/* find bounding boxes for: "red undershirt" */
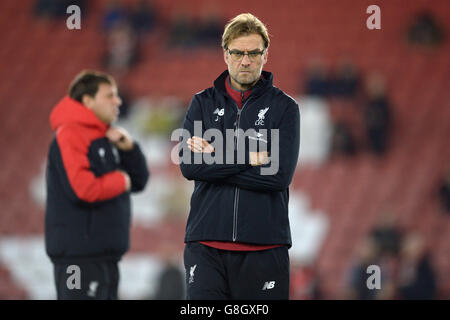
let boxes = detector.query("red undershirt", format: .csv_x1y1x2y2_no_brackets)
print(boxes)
199,76,283,251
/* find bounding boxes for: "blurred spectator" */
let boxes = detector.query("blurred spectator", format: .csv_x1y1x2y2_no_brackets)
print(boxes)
103,22,139,76
397,233,437,299
167,4,223,49
407,11,444,48
113,74,132,120
368,210,403,299
363,73,391,156
370,210,403,257
117,89,131,120
34,0,59,18
290,263,322,300
376,253,399,299
331,122,357,157
304,58,331,97
438,169,450,214
344,237,381,300
102,0,128,33
196,16,222,47
344,236,398,300
332,57,360,98
195,4,223,47
34,0,86,19
151,244,185,300
168,9,197,48
130,0,157,36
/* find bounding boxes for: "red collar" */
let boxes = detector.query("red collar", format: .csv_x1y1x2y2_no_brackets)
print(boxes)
225,75,252,109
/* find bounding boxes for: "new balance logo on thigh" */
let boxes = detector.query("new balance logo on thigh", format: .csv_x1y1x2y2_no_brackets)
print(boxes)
262,281,276,290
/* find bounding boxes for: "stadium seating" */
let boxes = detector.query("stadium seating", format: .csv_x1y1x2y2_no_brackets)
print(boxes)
0,0,448,299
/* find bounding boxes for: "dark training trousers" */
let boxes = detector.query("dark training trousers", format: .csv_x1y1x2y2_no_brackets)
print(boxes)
184,242,290,300
53,261,119,300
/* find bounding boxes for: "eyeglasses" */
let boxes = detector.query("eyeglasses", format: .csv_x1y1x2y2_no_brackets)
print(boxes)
227,48,265,62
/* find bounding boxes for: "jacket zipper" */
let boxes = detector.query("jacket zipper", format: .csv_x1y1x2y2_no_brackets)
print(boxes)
232,92,251,241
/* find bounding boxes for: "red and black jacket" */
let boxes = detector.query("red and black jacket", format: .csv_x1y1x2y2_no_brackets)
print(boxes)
45,97,149,263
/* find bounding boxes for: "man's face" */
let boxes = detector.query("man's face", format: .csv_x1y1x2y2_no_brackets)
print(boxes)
224,33,268,91
84,83,122,125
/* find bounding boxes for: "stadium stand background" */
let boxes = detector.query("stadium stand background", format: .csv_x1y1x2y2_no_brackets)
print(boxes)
0,0,448,299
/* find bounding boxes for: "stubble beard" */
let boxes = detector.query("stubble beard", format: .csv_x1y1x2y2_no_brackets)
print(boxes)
231,71,260,90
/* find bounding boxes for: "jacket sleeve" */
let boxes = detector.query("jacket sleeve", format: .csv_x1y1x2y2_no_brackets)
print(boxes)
179,95,251,182
222,101,300,192
118,142,150,192
56,125,127,203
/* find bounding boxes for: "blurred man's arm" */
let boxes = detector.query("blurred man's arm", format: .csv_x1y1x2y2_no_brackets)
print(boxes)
55,125,129,203
107,127,150,193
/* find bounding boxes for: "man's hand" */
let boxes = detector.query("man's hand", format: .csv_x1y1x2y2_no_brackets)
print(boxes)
250,151,269,166
188,136,268,166
187,136,215,153
106,127,134,151
118,170,131,191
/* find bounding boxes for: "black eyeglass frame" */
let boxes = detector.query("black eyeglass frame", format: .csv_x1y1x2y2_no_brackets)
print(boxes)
226,48,266,61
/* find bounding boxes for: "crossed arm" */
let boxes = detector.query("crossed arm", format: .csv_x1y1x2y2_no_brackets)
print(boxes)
187,136,269,166
179,96,300,192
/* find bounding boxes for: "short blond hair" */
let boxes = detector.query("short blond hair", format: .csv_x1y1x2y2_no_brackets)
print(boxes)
221,13,270,50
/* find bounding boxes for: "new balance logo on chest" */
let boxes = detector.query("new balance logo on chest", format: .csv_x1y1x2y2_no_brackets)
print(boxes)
213,107,224,122
262,281,275,290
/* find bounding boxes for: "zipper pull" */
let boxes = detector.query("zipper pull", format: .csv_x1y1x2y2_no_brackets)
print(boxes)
234,109,241,127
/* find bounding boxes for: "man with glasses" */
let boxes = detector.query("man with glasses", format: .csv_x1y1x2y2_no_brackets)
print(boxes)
180,13,300,299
